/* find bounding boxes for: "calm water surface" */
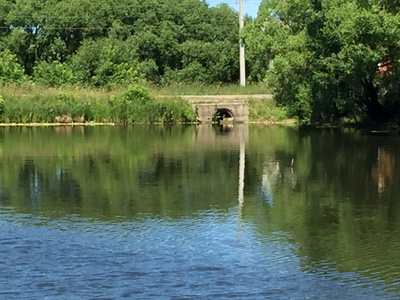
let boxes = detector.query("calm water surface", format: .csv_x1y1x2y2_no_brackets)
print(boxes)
0,125,399,299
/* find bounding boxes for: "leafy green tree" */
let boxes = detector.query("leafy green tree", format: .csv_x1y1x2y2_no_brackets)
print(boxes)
0,0,241,86
130,1,239,84
246,0,400,123
33,60,75,86
0,49,26,83
70,38,139,87
163,40,238,85
0,0,12,38
2,0,56,74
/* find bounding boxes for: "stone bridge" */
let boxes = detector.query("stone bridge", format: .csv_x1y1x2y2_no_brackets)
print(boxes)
180,94,272,123
195,103,249,123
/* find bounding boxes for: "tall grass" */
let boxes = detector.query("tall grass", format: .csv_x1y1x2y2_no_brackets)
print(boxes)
248,99,288,122
0,83,196,124
147,82,271,96
0,82,124,101
0,82,283,124
2,81,272,99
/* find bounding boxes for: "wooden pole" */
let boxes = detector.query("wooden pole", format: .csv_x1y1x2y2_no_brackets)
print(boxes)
239,0,246,87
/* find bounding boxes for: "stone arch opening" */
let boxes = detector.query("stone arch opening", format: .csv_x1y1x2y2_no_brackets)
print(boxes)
213,108,234,123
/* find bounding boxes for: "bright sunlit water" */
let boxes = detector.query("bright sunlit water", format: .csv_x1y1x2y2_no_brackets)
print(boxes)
0,125,399,299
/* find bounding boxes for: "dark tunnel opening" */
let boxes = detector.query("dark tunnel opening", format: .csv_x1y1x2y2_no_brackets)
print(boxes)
213,108,234,123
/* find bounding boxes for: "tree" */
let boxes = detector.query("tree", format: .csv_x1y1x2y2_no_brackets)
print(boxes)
0,0,240,86
246,0,400,124
70,38,139,87
0,49,26,83
33,60,75,86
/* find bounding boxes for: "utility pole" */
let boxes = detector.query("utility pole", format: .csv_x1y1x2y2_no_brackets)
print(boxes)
239,0,246,87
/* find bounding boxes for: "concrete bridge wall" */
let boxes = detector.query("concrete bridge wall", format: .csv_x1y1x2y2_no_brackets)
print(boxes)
195,103,249,123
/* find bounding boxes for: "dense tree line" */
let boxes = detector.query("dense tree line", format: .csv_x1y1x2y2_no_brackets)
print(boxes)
245,0,400,124
3,0,400,124
0,0,240,86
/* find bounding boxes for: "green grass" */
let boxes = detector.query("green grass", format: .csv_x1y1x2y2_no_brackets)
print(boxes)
0,82,124,101
1,81,272,99
0,82,287,124
248,99,288,122
147,82,271,96
0,83,195,124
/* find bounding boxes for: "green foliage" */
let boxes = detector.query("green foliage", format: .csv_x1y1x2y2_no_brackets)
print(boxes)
55,93,92,120
139,59,159,83
0,83,195,124
33,61,76,86
0,0,240,87
0,49,26,83
246,0,400,124
121,84,151,103
149,82,271,96
153,98,196,123
110,84,150,123
70,38,139,87
248,99,287,122
108,85,196,124
0,95,5,117
162,39,239,85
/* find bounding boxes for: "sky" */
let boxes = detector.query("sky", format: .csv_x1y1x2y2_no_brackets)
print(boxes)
207,0,262,18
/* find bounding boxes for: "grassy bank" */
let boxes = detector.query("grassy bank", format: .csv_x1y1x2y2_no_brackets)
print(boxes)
1,83,124,102
0,82,286,124
2,82,272,101
147,82,271,96
0,83,195,124
248,98,288,123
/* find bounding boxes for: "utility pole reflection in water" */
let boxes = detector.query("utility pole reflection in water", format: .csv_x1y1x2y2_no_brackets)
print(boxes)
238,140,245,217
194,124,248,216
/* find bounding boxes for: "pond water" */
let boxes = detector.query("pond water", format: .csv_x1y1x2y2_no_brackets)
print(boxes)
0,124,400,299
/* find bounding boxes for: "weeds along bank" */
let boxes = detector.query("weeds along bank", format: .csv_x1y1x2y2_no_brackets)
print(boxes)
0,84,196,124
0,83,286,124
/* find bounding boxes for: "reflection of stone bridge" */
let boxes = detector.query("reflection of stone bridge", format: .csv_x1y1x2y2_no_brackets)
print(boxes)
180,94,272,123
195,124,248,149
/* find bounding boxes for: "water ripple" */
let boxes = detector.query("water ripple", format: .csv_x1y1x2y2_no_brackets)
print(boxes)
0,210,398,299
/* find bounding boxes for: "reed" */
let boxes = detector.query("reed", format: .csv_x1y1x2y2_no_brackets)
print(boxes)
247,99,288,122
0,82,283,124
147,82,271,96
0,83,196,124
0,82,123,101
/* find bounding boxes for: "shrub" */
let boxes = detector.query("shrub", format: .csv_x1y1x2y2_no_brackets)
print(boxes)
71,39,140,87
0,49,26,83
248,99,287,121
0,95,5,117
153,98,196,123
0,83,195,124
33,61,76,86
